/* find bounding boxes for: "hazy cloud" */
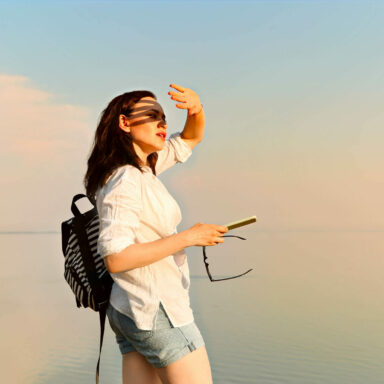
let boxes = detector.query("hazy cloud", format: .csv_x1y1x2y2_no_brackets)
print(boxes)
0,73,382,231
0,74,93,230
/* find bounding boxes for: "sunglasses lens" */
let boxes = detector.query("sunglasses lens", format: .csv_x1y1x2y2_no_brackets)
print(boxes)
203,235,252,282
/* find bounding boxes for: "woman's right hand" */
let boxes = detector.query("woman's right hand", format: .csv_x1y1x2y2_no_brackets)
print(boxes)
184,222,229,247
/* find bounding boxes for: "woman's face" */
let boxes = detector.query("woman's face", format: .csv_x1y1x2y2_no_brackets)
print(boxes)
121,96,168,161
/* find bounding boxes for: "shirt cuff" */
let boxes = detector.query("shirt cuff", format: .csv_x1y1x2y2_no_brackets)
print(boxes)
97,238,135,259
168,132,193,163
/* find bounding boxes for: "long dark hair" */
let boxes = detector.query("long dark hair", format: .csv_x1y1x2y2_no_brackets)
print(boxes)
84,90,158,202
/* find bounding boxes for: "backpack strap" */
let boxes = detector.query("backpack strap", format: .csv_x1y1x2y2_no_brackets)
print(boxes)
71,194,100,290
96,305,107,384
71,193,95,217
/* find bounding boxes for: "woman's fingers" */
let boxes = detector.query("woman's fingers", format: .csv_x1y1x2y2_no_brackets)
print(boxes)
169,92,186,102
168,87,188,107
170,83,186,92
168,91,184,97
216,226,229,234
169,84,202,116
210,238,224,246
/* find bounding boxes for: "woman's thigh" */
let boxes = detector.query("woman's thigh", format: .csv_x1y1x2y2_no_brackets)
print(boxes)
154,345,213,384
122,351,162,384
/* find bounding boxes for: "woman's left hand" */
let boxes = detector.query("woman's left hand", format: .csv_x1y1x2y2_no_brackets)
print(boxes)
168,84,203,116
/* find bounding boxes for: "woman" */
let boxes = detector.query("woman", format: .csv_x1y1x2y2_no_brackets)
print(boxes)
84,84,228,384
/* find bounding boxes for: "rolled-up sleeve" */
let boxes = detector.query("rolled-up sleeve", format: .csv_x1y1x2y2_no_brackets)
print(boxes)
97,167,143,258
155,132,193,175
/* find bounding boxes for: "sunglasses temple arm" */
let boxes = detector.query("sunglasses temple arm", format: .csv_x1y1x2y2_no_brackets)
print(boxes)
210,268,253,282
222,235,247,240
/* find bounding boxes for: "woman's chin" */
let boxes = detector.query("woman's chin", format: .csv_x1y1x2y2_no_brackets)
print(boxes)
154,141,165,151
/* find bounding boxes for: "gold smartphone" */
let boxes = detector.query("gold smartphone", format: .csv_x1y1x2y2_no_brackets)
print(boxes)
225,215,257,230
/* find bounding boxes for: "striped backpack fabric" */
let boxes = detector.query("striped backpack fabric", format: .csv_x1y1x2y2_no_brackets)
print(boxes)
61,193,113,384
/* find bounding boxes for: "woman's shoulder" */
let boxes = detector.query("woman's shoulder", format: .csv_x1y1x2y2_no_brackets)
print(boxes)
96,165,144,209
118,164,143,177
112,164,143,182
102,164,143,191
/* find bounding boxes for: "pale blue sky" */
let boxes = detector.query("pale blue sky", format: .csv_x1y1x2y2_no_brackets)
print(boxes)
1,0,383,231
2,1,383,108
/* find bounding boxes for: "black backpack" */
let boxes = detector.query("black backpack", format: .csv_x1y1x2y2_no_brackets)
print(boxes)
61,193,113,384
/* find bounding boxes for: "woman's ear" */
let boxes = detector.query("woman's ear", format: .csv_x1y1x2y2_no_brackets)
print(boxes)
119,114,130,133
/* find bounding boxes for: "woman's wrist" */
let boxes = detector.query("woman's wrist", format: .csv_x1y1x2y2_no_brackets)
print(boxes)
189,104,203,116
176,229,193,248
195,104,203,115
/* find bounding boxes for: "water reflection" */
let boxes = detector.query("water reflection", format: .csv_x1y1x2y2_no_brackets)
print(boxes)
1,232,383,383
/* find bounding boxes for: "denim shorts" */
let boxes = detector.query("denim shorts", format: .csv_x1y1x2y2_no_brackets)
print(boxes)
106,302,205,368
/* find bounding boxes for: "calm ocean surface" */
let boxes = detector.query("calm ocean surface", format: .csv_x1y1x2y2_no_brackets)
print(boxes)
1,230,383,384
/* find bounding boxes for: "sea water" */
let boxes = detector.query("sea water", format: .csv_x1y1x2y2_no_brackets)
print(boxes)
1,230,383,383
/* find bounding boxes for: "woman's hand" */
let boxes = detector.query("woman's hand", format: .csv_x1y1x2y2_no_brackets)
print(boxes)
168,84,203,116
183,223,229,247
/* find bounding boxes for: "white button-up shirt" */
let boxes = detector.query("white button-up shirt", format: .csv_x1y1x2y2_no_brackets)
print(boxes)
96,132,194,330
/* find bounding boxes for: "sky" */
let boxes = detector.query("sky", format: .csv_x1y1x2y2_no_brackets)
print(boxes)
0,0,383,232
